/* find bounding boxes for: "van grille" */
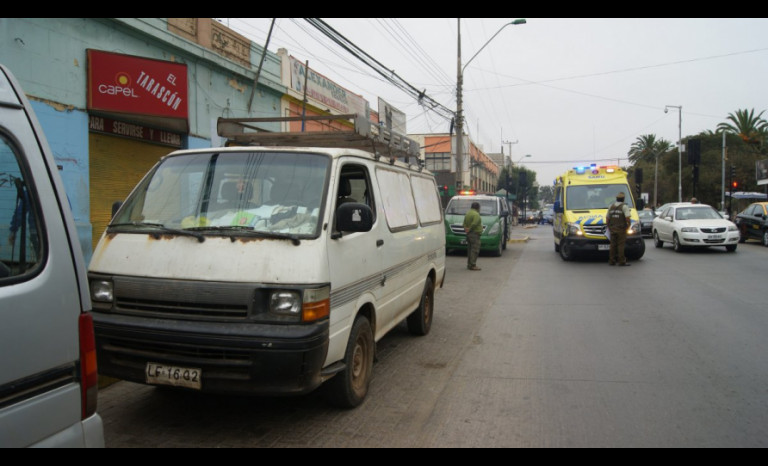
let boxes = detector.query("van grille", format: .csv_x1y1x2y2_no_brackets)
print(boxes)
583,224,607,236
111,276,254,321
449,224,486,235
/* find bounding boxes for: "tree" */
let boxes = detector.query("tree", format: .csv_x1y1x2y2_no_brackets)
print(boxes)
627,134,672,164
628,134,673,207
716,108,768,146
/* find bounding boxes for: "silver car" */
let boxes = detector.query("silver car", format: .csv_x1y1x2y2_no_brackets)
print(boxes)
652,203,739,252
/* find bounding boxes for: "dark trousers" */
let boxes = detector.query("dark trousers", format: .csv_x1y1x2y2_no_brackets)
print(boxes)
609,229,627,264
467,231,480,268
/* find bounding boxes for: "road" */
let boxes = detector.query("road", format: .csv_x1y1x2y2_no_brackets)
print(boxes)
98,225,768,447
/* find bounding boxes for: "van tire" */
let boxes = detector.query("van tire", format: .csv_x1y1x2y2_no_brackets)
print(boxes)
407,277,434,336
324,315,374,409
559,241,574,261
492,238,503,257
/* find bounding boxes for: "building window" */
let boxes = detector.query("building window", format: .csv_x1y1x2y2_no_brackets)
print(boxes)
426,152,451,172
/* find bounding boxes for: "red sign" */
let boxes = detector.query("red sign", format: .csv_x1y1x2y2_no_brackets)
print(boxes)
87,49,188,120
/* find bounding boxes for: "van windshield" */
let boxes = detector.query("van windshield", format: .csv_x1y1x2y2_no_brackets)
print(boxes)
446,198,498,216
566,184,634,210
110,151,329,238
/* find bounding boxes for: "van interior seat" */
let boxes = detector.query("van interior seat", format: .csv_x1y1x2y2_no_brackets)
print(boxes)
337,178,356,206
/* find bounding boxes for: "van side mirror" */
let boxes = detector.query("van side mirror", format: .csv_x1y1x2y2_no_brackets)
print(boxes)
553,201,563,213
334,203,373,237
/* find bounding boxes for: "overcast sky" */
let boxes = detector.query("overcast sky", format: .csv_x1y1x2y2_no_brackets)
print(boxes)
223,18,768,186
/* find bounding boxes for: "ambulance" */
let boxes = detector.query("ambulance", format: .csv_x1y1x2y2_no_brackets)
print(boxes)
552,164,645,261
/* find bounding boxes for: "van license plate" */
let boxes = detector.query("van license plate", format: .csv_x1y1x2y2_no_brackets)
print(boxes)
146,362,201,390
460,239,467,245
598,244,610,251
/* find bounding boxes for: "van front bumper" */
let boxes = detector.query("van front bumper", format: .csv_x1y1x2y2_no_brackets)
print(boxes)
559,235,645,255
93,312,329,396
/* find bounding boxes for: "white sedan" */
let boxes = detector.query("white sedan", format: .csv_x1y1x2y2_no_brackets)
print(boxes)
652,204,739,252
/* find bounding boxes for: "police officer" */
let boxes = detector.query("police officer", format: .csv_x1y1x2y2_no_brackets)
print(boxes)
607,192,631,266
463,201,483,271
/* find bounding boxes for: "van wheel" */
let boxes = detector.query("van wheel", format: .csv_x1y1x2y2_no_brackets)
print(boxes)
559,241,574,261
407,277,434,336
492,238,503,257
324,315,374,409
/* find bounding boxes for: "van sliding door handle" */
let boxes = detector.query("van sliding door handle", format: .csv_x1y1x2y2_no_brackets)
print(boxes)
376,239,384,247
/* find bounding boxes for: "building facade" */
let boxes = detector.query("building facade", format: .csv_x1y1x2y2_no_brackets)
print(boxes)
411,133,500,196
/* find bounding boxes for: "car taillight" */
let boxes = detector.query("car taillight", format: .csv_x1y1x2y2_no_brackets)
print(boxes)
79,312,98,419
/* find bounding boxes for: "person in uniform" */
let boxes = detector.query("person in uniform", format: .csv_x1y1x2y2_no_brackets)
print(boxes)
463,201,483,271
606,192,631,266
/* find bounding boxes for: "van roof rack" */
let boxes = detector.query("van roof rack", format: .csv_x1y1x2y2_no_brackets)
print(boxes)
217,114,422,168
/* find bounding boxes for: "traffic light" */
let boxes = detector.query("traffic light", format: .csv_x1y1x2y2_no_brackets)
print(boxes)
732,180,739,190
441,185,449,196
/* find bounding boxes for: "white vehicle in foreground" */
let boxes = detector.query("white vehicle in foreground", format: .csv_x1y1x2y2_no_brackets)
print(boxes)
88,115,446,408
652,203,739,252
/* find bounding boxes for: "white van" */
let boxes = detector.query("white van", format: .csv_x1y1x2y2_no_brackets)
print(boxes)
88,116,446,408
0,64,104,447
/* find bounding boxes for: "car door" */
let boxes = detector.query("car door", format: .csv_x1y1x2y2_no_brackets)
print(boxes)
656,206,675,241
744,204,762,239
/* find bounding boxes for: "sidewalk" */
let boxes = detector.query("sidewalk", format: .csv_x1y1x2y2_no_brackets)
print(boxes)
507,223,537,243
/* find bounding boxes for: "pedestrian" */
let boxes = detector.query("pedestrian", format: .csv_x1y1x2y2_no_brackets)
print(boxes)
463,201,483,271
689,197,698,204
606,191,631,266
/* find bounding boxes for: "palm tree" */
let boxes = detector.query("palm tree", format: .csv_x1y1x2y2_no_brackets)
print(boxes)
628,134,673,206
716,108,768,145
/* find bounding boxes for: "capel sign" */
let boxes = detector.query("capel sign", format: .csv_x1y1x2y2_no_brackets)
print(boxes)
87,49,188,119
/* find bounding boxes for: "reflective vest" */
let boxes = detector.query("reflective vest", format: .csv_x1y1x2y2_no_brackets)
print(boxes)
607,202,627,230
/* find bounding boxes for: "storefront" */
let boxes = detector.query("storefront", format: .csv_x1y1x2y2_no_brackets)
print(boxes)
86,49,188,251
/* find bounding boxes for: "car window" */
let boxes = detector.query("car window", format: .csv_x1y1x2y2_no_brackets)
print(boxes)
1,133,44,280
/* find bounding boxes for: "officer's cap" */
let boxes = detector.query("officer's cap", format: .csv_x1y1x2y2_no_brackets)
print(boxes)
617,192,625,200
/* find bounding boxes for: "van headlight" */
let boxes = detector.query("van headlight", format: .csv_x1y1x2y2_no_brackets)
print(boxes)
90,280,114,303
566,222,582,236
628,223,641,235
269,291,301,316
487,222,500,236
269,286,330,322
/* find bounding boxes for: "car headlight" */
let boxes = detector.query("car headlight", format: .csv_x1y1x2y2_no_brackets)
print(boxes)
487,222,500,235
681,227,698,232
728,225,738,231
90,280,114,303
628,223,640,235
566,222,582,236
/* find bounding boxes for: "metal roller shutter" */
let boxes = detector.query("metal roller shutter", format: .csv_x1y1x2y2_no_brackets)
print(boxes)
89,133,170,252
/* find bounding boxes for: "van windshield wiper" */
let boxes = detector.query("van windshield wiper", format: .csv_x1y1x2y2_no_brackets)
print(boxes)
108,222,205,242
185,226,302,245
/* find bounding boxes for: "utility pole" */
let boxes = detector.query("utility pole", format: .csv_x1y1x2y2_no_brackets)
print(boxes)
455,19,464,192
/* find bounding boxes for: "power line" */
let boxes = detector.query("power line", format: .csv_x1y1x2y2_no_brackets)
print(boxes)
303,18,456,122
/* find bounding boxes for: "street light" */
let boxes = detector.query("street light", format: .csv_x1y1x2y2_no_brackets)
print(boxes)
456,19,526,190
665,105,682,202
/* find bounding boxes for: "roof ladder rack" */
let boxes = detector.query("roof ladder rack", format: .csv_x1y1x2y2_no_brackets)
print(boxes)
217,114,421,168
